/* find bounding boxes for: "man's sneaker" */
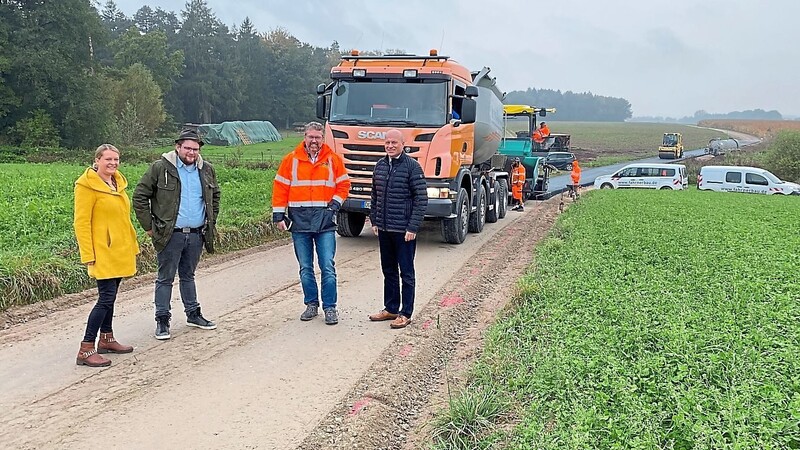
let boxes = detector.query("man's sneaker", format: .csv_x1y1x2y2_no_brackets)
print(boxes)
155,316,171,340
324,307,339,325
186,307,217,330
300,303,319,321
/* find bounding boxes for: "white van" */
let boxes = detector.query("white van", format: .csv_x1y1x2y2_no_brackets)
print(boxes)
594,163,688,190
698,165,800,195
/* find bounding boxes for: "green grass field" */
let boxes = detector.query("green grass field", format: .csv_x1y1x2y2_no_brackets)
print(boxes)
548,122,729,167
0,162,279,310
431,189,800,449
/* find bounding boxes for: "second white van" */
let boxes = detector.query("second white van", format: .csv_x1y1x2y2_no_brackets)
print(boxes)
698,166,800,195
594,163,688,190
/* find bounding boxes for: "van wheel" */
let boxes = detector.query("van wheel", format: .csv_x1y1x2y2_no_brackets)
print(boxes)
601,183,613,189
659,186,672,190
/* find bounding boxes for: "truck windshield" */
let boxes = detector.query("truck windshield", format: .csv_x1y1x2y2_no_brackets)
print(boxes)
330,80,448,127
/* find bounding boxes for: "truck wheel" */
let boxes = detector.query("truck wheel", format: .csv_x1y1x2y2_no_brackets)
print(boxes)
486,181,500,223
498,181,508,219
468,185,486,233
442,188,469,244
336,211,366,237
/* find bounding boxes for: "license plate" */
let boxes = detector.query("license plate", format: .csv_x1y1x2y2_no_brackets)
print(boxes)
361,201,371,209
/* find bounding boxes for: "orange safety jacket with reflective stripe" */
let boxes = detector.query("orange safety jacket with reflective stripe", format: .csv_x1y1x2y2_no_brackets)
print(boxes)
570,163,581,185
511,164,526,200
532,129,544,144
272,142,350,232
540,124,550,137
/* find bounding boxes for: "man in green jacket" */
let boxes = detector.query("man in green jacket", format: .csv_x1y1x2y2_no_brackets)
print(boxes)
133,129,221,340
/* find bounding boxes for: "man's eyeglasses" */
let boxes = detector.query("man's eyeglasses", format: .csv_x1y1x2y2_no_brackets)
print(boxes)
305,135,323,141
181,146,201,153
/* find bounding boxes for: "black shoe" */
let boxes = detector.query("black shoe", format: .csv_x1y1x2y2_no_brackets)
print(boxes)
155,316,171,340
187,307,217,330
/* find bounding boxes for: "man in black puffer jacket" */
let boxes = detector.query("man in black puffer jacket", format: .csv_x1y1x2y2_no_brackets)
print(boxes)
368,129,428,329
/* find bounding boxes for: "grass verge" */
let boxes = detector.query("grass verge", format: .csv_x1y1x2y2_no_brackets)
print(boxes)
430,189,800,449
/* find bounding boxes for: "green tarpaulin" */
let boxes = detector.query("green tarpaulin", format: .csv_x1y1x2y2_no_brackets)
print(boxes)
196,120,282,146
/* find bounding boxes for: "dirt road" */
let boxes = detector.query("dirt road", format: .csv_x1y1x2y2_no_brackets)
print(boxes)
0,196,563,449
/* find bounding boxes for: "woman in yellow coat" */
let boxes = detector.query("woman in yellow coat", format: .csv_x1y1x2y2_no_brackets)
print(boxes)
73,144,140,367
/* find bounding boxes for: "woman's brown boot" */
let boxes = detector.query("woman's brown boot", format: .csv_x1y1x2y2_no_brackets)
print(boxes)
76,341,111,367
97,332,133,354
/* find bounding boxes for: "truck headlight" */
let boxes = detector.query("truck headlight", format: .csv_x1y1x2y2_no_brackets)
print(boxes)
427,187,450,199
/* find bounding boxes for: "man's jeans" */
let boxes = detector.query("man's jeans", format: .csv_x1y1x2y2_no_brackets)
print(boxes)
155,230,203,318
291,231,337,309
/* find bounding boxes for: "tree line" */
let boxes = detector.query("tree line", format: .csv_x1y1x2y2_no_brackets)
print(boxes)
630,109,784,124
0,0,341,149
1,0,639,150
504,88,633,122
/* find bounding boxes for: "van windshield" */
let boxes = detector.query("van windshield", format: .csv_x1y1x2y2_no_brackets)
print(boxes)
762,171,783,184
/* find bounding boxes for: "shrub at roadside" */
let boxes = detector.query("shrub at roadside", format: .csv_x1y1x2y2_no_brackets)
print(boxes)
763,131,800,182
433,189,800,449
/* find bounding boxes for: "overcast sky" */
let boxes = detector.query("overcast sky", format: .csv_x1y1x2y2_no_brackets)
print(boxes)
111,0,800,118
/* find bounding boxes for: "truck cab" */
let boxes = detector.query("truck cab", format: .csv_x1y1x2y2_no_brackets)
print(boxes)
315,50,508,244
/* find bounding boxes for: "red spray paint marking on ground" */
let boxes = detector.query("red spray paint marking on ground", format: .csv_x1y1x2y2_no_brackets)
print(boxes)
422,319,433,330
399,344,413,357
470,268,480,276
439,293,464,307
348,397,371,417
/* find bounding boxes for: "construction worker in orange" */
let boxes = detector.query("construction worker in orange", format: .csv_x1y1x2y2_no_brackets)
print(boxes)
511,157,526,211
532,121,550,149
570,159,582,198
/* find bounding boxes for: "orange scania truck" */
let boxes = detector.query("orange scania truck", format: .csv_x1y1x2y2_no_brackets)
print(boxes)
315,49,509,244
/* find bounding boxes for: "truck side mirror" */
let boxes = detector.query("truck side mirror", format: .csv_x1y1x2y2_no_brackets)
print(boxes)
539,110,547,117
316,83,326,95
460,98,477,124
316,96,328,120
464,85,479,97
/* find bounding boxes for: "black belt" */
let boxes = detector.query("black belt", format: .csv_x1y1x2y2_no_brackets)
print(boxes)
174,227,203,233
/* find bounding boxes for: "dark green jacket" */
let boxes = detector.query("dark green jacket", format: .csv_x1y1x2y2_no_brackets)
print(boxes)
133,151,221,252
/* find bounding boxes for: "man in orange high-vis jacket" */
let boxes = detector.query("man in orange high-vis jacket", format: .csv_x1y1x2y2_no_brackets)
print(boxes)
532,122,550,149
272,122,350,325
570,159,582,198
511,157,526,211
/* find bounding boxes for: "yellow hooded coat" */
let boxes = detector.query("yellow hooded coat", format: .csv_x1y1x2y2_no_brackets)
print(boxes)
73,168,140,280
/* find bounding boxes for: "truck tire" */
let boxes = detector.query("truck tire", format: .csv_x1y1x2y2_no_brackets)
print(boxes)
442,188,469,244
498,181,508,219
486,181,501,223
468,185,486,233
336,210,366,237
